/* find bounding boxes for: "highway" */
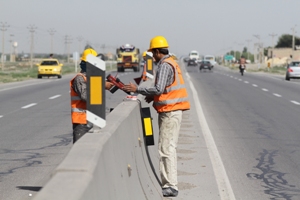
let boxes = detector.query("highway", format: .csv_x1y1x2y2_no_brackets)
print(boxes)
185,63,300,199
1,62,300,199
0,71,134,200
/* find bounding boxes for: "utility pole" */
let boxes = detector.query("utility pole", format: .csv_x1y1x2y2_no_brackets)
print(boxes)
77,36,83,51
64,35,72,63
246,39,252,60
48,28,56,54
269,33,277,68
253,35,261,65
28,25,37,68
291,25,297,61
1,22,10,70
237,43,244,59
9,34,14,62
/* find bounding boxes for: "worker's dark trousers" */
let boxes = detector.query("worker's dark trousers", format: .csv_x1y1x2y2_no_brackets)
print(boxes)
72,122,93,143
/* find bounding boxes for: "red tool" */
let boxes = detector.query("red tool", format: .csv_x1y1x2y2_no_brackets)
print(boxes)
106,74,130,94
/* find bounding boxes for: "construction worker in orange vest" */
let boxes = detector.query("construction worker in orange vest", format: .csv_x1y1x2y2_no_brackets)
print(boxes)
141,51,148,81
70,48,113,143
123,36,190,197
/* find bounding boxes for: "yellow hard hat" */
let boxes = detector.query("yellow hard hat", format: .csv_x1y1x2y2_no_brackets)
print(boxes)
148,36,169,51
81,48,98,61
143,51,147,57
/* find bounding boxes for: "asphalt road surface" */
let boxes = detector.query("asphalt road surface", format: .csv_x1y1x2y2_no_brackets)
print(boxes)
185,63,300,200
0,70,136,200
2,61,300,200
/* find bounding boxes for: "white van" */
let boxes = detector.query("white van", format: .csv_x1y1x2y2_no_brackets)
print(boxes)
189,50,200,60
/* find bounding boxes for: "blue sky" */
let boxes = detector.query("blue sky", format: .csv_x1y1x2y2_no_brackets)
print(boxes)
0,0,299,57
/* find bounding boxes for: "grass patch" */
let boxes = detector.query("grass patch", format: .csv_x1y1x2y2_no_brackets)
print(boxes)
0,62,117,84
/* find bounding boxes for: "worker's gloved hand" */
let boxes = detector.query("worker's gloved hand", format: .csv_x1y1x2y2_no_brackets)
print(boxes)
145,96,154,103
105,81,114,90
123,82,137,93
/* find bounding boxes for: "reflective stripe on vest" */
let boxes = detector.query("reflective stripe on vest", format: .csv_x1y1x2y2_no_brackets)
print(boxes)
70,73,87,124
153,57,190,113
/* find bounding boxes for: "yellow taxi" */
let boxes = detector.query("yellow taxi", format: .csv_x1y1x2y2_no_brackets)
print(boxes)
36,59,63,79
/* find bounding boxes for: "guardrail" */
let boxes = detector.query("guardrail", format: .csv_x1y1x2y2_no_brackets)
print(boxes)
33,81,163,200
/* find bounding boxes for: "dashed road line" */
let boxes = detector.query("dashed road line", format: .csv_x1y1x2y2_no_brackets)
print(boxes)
0,115,3,118
273,93,282,97
262,88,268,92
49,95,61,99
252,84,258,87
22,103,37,109
244,81,249,84
291,101,300,105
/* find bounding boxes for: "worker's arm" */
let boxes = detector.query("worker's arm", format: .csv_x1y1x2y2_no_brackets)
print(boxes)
137,63,173,95
73,75,87,101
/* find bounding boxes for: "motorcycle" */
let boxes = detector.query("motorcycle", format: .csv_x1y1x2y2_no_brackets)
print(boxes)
240,65,246,76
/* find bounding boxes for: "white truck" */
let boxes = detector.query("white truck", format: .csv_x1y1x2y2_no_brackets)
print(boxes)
189,50,200,60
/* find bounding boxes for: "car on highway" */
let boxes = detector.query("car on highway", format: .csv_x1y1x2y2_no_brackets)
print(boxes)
286,61,300,81
36,59,63,79
199,61,212,71
187,58,198,67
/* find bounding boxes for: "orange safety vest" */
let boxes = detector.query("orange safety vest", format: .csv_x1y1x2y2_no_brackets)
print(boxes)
70,73,87,124
153,57,190,113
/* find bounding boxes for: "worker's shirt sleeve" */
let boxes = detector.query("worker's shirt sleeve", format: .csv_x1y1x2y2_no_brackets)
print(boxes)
137,62,174,95
73,75,87,101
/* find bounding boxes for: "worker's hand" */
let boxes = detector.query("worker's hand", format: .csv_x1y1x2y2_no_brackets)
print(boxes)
105,81,114,90
145,96,154,103
123,82,137,93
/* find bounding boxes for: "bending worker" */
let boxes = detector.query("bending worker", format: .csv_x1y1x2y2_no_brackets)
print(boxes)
123,36,190,197
70,48,113,143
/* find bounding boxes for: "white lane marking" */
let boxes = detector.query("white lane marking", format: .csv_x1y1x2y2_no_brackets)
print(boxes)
262,88,268,92
244,81,249,84
0,115,3,118
238,79,242,81
252,84,258,87
0,81,52,92
291,101,300,105
273,93,282,97
22,103,37,109
185,72,236,200
49,95,61,99
230,76,233,78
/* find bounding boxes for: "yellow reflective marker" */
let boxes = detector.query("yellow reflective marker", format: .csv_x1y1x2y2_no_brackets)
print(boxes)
90,76,102,104
143,117,153,136
147,59,152,70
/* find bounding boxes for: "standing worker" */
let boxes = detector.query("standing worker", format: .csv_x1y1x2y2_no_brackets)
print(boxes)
70,48,113,143
123,36,190,197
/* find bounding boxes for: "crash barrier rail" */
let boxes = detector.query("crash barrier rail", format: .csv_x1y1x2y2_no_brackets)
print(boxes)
33,80,163,200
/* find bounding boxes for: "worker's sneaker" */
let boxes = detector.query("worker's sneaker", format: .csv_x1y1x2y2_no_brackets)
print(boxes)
162,187,178,197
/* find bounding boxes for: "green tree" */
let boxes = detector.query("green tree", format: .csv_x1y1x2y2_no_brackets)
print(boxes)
275,34,300,48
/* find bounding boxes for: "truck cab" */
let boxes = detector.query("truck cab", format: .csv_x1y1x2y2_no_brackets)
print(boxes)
116,44,140,72
189,50,200,61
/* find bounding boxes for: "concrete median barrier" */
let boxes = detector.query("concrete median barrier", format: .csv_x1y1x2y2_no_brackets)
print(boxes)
34,81,162,200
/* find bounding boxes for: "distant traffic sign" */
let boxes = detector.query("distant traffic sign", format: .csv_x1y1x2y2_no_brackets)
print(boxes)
224,55,234,60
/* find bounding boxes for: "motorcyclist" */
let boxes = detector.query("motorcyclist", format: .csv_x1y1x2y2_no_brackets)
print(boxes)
239,56,246,76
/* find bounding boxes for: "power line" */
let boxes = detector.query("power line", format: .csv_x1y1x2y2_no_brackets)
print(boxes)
1,22,10,70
